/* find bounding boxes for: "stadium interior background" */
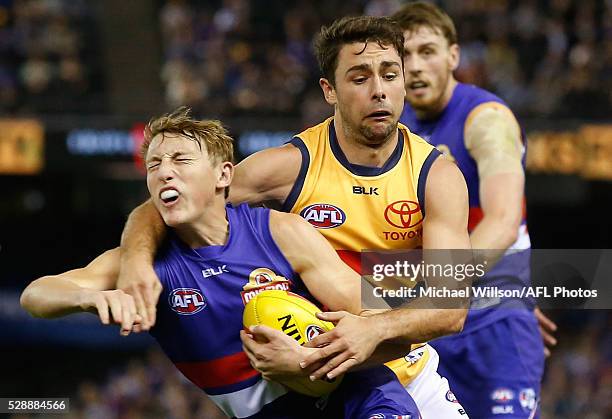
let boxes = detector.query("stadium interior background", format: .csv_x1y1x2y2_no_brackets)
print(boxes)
0,0,610,417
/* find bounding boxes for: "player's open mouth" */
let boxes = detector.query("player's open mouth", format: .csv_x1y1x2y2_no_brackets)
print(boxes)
409,81,428,92
367,110,392,119
160,188,180,206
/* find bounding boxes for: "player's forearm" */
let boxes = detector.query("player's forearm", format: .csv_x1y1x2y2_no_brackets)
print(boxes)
470,214,519,268
120,199,166,264
20,276,91,318
375,307,467,345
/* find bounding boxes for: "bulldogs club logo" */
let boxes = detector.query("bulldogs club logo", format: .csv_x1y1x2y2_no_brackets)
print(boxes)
241,268,291,304
384,200,423,229
519,388,536,412
169,288,207,315
300,204,346,229
305,325,325,342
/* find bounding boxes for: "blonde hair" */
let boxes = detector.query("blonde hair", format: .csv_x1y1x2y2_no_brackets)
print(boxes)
142,106,234,164
391,1,458,46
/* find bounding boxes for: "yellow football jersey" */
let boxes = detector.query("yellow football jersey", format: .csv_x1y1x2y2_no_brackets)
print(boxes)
284,117,441,385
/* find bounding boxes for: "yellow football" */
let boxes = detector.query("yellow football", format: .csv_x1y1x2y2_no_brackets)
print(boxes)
243,289,343,397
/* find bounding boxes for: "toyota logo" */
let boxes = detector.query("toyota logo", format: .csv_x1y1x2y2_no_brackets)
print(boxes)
384,200,423,229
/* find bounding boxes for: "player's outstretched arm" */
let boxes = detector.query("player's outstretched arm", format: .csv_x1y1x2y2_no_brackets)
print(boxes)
20,249,141,335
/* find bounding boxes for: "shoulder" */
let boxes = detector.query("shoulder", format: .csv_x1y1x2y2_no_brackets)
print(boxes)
268,210,311,238
294,117,333,142
426,158,467,203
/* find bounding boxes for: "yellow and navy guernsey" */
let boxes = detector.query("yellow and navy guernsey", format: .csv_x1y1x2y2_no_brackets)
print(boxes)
282,117,441,385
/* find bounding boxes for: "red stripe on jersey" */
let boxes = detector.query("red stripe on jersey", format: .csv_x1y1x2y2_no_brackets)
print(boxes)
337,249,361,274
468,207,484,231
468,200,527,232
175,351,259,389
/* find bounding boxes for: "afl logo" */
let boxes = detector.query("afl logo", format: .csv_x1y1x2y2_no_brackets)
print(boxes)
305,325,325,341
300,204,346,229
384,200,423,229
169,288,207,315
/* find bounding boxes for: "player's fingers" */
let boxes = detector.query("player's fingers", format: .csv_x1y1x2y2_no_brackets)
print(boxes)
240,330,262,357
120,293,137,335
540,328,557,346
142,282,162,328
107,293,123,325
535,307,557,332
315,311,347,323
303,330,334,349
249,325,287,342
132,290,150,330
300,341,341,369
326,357,358,380
309,351,351,381
544,347,551,358
95,297,110,325
132,324,143,333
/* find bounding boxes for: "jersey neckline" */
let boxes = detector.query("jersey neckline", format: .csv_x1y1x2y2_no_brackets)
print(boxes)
328,119,404,177
175,203,236,261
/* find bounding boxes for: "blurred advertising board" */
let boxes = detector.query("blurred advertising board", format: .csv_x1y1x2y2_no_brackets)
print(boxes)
0,119,44,175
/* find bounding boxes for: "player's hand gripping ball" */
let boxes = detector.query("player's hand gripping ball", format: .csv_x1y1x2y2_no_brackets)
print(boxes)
243,290,343,396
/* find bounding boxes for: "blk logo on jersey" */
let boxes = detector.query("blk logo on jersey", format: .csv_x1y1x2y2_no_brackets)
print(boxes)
353,186,379,195
300,204,346,229
202,265,229,278
169,288,207,315
384,200,423,229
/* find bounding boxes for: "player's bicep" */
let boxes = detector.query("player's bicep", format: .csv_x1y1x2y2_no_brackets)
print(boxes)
269,212,360,313
465,103,523,180
61,248,121,291
229,144,302,206
422,158,470,249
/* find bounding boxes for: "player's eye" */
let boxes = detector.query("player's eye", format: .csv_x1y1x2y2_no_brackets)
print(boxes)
384,72,398,80
147,163,160,171
353,76,367,84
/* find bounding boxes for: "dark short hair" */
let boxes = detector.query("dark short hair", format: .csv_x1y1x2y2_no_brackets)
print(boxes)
391,1,458,46
313,15,405,86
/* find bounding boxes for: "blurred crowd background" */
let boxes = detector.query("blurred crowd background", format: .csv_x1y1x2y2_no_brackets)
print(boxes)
1,0,611,121
0,0,611,418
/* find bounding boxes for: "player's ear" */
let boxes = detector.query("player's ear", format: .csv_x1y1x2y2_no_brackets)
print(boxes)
448,43,460,72
319,78,337,105
216,161,233,189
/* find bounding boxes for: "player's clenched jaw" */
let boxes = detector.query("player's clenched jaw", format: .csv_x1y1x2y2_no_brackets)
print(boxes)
145,133,225,228
322,42,405,148
403,26,459,118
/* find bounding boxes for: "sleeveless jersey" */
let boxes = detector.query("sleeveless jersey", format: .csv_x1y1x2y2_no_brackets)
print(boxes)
283,117,441,385
149,204,313,418
400,82,533,331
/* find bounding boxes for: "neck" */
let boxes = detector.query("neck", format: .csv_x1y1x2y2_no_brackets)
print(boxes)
415,77,458,120
333,116,399,167
174,199,229,248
